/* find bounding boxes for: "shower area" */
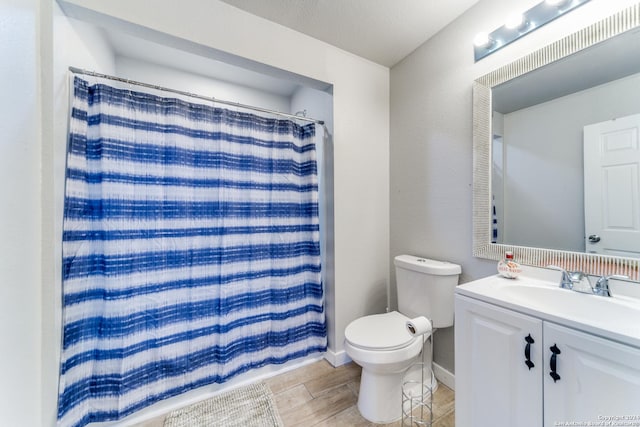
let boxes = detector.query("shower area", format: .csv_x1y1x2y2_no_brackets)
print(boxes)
52,5,335,427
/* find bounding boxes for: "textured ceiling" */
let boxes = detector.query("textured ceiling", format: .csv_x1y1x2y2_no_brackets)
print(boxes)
219,0,480,67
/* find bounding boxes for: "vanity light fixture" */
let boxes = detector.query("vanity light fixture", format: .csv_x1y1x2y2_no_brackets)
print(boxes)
546,0,570,6
473,32,493,48
505,13,527,31
473,0,591,61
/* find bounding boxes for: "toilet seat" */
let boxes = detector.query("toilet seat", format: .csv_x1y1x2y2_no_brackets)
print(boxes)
345,311,417,351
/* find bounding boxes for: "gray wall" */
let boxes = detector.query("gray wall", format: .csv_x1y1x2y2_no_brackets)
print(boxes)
389,0,637,374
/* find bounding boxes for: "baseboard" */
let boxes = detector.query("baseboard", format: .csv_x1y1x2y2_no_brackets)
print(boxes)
433,362,454,390
324,348,352,367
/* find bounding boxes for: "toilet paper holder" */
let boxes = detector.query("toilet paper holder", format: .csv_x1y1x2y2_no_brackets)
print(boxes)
402,317,434,427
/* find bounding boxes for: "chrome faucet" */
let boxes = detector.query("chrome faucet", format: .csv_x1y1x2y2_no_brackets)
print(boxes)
592,274,628,297
547,265,584,290
547,265,628,297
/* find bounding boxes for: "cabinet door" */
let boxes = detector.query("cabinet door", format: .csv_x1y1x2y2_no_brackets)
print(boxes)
455,295,543,427
544,322,640,426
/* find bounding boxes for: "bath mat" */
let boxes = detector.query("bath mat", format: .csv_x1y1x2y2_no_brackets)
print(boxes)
163,382,284,427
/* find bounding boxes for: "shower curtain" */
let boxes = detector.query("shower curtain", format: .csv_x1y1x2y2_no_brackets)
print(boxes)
57,77,326,427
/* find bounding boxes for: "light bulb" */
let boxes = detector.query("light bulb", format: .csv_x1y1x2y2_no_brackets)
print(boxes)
505,13,526,30
473,32,492,48
546,0,569,6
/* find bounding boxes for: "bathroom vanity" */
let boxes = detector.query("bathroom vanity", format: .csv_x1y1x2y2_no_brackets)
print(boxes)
454,272,640,427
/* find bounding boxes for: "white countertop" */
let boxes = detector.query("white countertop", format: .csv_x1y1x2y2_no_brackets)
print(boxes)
456,271,640,349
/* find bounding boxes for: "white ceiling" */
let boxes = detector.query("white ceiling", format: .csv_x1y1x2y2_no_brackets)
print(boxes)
219,0,480,67
101,0,480,99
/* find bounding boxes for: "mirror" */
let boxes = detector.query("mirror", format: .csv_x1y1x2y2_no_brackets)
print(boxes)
473,4,640,280
492,28,640,254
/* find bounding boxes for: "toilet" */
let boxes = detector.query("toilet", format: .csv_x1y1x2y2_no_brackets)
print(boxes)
344,255,461,423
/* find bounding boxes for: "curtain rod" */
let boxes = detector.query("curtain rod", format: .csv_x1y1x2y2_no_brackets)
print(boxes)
69,66,325,126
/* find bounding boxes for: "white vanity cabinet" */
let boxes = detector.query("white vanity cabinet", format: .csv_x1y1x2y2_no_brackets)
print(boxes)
543,322,640,425
455,294,640,427
455,295,542,427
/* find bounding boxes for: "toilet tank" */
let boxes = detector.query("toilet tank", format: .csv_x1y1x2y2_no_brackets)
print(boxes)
394,255,461,328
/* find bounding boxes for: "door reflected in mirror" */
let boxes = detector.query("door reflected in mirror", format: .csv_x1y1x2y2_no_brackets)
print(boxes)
583,114,640,258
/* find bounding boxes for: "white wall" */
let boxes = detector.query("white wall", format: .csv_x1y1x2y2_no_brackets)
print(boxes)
291,86,334,136
502,73,640,251
0,0,42,425
115,56,293,113
390,0,639,374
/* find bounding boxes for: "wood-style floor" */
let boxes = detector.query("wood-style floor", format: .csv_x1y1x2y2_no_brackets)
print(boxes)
134,360,455,426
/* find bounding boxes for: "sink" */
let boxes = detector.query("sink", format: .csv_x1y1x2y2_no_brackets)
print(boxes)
500,283,640,323
456,274,640,348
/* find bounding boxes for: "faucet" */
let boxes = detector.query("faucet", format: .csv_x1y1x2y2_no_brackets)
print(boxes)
592,274,628,297
547,266,628,297
546,265,584,290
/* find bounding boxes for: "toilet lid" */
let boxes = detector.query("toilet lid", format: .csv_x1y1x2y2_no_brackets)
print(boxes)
345,311,416,351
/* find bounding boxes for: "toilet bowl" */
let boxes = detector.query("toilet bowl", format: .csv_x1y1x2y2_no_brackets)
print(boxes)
344,311,428,423
344,255,461,423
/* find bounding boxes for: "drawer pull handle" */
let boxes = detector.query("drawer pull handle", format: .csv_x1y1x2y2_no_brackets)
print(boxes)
524,334,535,370
549,344,561,382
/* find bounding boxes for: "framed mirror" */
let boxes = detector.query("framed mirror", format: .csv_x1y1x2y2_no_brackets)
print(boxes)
473,3,640,280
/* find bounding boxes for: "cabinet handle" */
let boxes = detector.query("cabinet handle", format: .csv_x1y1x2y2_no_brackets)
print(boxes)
524,334,535,370
549,344,561,382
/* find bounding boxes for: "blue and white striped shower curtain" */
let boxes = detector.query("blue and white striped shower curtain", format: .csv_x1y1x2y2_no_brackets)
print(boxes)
57,77,327,427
